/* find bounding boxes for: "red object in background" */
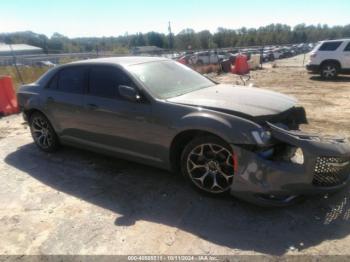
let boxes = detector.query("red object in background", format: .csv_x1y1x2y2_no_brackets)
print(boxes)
0,76,19,116
231,54,250,75
178,56,187,65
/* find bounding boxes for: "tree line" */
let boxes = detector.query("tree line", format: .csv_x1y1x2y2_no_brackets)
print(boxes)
1,23,350,54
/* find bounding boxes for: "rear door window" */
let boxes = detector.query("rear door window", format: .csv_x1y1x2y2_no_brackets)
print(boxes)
88,66,135,99
57,66,87,94
344,42,350,51
319,41,342,51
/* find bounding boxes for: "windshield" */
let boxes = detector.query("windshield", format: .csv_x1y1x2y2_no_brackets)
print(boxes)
128,60,215,99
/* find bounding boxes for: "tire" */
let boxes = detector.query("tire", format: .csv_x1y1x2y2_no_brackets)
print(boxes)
320,62,339,80
181,136,236,195
29,112,60,152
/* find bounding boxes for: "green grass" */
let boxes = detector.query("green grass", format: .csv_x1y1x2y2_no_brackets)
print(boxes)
0,66,50,90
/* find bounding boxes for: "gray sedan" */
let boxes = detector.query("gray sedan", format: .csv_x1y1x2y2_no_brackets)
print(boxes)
17,57,350,206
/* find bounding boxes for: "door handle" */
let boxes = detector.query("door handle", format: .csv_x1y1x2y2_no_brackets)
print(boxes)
47,97,54,102
87,103,98,110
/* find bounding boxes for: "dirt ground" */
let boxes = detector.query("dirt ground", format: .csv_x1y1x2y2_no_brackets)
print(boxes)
1,55,350,256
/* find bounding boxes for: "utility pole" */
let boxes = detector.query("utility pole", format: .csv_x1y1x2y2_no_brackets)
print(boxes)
168,21,174,50
96,45,99,58
8,43,24,84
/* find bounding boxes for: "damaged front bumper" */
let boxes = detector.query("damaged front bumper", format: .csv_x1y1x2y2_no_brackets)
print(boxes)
230,123,350,206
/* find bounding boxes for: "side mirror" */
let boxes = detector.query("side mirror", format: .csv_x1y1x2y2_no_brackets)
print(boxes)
118,85,140,102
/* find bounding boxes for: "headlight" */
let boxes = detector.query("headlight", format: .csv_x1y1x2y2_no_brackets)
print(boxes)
251,130,271,145
290,148,304,164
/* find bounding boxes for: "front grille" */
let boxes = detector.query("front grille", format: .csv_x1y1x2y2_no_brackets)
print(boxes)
313,157,350,187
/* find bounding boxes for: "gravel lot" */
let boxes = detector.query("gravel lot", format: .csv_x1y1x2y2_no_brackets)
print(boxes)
1,55,350,256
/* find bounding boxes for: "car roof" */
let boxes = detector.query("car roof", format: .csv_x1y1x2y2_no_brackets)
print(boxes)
70,56,169,66
320,38,350,43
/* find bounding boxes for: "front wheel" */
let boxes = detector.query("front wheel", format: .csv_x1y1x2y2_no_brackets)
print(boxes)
181,136,236,195
29,112,60,152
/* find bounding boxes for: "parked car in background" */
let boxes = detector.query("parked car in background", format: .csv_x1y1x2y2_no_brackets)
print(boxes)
191,51,226,65
281,48,294,58
17,57,350,206
272,48,284,59
34,61,56,67
177,54,194,65
262,51,275,62
162,52,180,59
306,39,350,79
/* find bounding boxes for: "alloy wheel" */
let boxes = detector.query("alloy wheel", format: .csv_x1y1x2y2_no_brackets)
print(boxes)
322,65,336,78
30,116,54,149
186,143,235,193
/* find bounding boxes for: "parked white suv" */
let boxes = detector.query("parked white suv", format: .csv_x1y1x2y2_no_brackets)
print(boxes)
306,39,350,79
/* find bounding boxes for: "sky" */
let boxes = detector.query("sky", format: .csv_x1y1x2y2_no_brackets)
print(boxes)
1,0,350,38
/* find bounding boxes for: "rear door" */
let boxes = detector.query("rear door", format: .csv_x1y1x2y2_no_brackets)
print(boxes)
342,42,350,69
42,65,87,137
79,65,159,162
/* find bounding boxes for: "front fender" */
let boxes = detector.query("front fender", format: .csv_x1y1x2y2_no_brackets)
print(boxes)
178,111,262,144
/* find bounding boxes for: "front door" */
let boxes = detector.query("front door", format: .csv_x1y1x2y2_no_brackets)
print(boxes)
80,65,160,163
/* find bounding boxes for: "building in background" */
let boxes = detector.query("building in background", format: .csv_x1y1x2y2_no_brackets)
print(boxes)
0,43,44,66
0,43,43,56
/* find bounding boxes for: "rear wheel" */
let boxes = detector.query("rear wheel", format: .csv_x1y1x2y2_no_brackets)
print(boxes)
29,112,59,152
320,62,339,80
181,136,236,195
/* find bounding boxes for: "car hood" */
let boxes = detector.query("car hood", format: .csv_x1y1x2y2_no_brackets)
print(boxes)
167,84,298,117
